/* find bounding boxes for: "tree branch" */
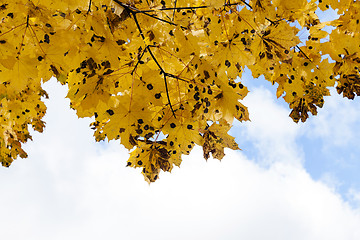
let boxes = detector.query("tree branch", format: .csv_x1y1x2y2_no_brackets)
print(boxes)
113,0,180,28
139,2,242,12
127,9,177,118
113,0,243,30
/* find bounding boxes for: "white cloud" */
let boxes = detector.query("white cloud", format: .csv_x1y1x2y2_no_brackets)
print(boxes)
305,89,360,147
236,86,303,166
1,82,360,240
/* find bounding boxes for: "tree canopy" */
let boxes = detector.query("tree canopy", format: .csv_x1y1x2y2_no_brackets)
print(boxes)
1,0,359,182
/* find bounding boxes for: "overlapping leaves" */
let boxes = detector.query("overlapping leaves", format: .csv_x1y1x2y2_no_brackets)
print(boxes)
1,0,359,182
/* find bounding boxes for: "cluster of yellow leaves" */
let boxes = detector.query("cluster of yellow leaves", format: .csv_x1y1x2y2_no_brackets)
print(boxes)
1,0,360,182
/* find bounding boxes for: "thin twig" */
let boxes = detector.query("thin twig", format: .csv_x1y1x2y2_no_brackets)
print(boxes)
295,46,320,70
131,48,147,75
165,73,189,83
114,0,179,27
17,16,30,59
87,0,92,13
146,48,177,118
140,2,241,12
240,0,252,9
172,0,177,21
163,74,177,118
128,9,177,118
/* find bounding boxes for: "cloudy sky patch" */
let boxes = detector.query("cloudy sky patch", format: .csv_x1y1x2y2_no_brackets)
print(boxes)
2,80,360,239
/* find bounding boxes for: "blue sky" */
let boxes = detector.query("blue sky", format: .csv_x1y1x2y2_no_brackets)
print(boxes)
237,69,360,207
238,67,360,204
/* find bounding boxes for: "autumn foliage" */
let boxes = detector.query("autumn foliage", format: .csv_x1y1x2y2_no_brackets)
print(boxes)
1,0,359,182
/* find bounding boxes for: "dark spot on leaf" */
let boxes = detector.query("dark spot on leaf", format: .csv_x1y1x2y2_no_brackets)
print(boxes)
225,60,231,67
266,52,273,59
241,37,247,45
106,109,114,116
194,92,200,101
229,82,236,88
145,132,153,139
116,39,126,45
44,34,50,44
103,69,114,75
215,92,223,99
204,70,210,79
